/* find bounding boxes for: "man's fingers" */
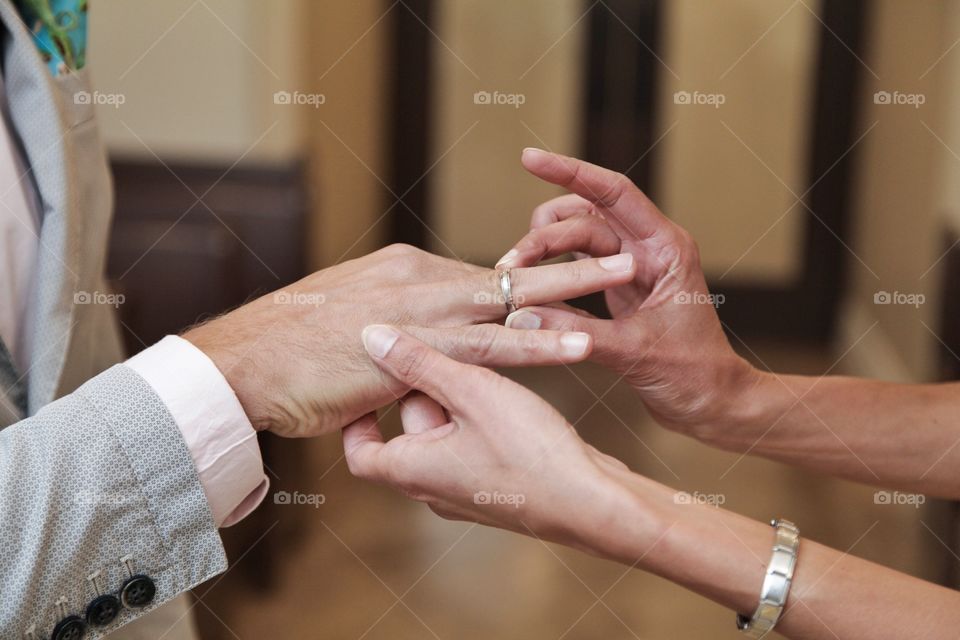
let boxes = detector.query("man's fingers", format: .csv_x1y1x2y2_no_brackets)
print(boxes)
399,391,448,434
468,253,636,320
504,306,640,364
342,412,386,480
498,213,621,269
405,323,592,366
521,148,665,241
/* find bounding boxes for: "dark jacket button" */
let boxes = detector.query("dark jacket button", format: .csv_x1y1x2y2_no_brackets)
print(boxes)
51,614,86,640
120,575,156,609
85,593,121,626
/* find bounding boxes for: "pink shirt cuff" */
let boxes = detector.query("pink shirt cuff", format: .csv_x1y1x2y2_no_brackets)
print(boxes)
124,335,269,527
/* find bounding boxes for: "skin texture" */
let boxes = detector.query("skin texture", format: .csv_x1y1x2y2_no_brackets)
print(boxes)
184,242,637,437
345,149,960,638
503,149,960,498
345,325,960,640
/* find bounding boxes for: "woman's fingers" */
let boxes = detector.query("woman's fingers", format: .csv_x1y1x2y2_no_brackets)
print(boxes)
399,391,448,434
406,323,592,366
342,412,386,480
497,213,622,269
504,305,643,365
466,253,636,321
529,193,595,229
361,325,481,410
520,148,665,241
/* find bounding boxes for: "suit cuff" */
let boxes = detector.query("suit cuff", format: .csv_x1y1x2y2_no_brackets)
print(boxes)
125,335,268,527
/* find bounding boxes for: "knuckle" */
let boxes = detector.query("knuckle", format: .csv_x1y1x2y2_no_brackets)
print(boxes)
466,324,499,361
674,228,701,269
564,261,586,284
597,174,630,207
381,243,427,277
344,448,371,479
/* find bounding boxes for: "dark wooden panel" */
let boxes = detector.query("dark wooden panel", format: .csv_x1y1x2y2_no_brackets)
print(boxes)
387,0,434,247
107,158,310,593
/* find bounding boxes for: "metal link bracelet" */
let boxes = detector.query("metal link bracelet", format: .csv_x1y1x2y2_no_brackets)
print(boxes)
736,518,800,638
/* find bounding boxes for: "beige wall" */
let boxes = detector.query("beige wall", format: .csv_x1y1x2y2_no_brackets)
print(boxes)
303,1,389,268
656,0,817,285
90,0,308,163
840,0,950,381
89,1,389,270
428,0,585,265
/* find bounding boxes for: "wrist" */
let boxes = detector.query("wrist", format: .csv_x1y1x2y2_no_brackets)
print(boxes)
685,359,771,449
182,320,276,432
561,464,675,564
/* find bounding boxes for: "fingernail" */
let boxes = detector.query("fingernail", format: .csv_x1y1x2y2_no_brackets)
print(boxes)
496,249,518,268
505,309,541,330
362,325,399,358
522,147,547,160
599,253,634,272
560,332,590,357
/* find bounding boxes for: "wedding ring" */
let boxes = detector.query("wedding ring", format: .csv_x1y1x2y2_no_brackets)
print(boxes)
498,269,517,314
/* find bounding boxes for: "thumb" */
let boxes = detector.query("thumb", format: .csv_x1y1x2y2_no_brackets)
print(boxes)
362,324,479,410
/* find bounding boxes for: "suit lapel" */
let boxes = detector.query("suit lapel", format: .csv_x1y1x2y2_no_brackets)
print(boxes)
0,336,25,424
0,0,81,412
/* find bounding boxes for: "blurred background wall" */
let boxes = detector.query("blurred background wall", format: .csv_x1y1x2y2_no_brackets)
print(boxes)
83,1,960,637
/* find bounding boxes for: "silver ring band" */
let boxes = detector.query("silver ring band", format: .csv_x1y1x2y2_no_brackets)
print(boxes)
498,269,517,314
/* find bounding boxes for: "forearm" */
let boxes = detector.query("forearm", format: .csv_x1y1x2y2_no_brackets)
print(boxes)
694,372,960,498
578,469,960,640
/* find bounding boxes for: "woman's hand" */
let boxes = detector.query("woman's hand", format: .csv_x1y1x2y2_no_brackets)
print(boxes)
343,327,960,640
185,243,636,437
342,325,635,547
498,149,758,434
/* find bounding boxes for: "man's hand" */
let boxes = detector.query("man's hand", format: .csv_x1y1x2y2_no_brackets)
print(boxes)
342,325,632,546
184,243,637,437
498,149,758,434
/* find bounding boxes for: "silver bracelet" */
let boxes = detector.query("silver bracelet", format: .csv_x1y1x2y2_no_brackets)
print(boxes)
736,518,800,638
